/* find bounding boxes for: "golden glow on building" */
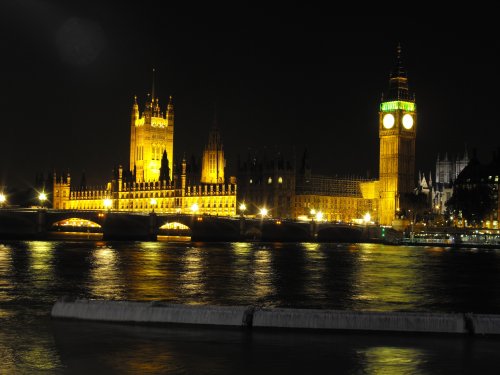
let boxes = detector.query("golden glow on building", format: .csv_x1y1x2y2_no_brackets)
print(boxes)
201,121,225,184
294,194,377,223
53,87,237,217
130,95,174,183
378,45,417,226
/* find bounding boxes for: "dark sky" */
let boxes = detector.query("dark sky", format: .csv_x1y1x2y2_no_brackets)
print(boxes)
1,2,499,188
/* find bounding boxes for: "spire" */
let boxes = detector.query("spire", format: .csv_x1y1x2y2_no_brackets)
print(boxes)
132,95,139,113
384,43,412,102
151,68,156,102
167,95,174,112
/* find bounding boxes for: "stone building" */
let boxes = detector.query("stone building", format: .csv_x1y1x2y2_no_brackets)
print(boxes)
53,90,236,216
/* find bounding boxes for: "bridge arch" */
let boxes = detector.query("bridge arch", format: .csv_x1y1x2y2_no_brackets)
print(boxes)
51,217,102,229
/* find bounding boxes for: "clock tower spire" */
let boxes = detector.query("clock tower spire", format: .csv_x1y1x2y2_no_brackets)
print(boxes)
378,44,417,226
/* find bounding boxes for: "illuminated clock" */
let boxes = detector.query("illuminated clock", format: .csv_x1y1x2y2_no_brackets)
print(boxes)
402,114,414,129
382,113,395,129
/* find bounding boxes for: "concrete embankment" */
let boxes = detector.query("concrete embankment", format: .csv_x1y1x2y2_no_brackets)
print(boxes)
51,299,500,335
51,299,254,327
252,308,466,333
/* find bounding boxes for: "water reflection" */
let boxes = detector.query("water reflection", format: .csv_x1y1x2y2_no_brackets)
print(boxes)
27,241,55,290
253,247,275,305
359,346,425,375
302,243,325,302
103,345,177,374
89,245,125,299
0,244,13,308
180,247,204,302
352,244,426,312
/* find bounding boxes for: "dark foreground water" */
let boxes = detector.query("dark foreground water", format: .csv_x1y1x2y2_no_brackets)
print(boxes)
1,240,500,373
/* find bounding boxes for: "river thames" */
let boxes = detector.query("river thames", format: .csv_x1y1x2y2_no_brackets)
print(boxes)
1,240,500,373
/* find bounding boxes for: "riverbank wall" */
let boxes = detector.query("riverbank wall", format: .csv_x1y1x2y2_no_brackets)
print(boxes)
51,299,500,335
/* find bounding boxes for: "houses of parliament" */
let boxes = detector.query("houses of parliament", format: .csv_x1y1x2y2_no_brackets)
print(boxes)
52,47,417,227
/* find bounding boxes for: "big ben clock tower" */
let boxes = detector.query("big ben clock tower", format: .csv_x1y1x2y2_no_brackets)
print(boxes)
379,44,417,226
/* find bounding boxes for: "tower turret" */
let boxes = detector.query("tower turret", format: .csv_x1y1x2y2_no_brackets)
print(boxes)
165,95,174,182
129,73,174,182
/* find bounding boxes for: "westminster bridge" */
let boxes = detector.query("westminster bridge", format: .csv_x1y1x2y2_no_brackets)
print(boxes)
0,208,399,242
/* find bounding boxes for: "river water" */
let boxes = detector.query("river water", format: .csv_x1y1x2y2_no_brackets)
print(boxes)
1,240,500,373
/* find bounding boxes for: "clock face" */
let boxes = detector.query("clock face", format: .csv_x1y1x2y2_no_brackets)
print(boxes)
402,114,414,129
382,113,395,129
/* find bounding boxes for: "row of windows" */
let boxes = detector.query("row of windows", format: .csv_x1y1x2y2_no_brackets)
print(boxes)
249,177,284,184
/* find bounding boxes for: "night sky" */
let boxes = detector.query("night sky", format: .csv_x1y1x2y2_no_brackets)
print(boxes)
1,2,499,189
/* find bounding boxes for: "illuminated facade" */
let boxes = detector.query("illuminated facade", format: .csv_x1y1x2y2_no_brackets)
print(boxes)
378,45,417,225
201,120,225,184
130,94,174,182
294,174,377,222
53,89,236,215
237,150,377,222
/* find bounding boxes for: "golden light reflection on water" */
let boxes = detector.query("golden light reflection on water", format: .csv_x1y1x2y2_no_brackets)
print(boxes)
89,246,125,300
359,346,425,375
302,243,326,297
27,241,54,290
17,344,63,372
302,243,320,251
125,242,175,301
352,244,424,312
180,247,203,301
105,346,177,374
0,244,13,307
231,242,252,270
253,248,275,302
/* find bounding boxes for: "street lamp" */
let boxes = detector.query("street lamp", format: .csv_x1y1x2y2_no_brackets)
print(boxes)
0,193,6,207
39,192,47,208
239,203,247,216
190,203,199,214
103,198,112,211
259,207,268,218
150,198,157,212
363,212,371,224
315,211,324,222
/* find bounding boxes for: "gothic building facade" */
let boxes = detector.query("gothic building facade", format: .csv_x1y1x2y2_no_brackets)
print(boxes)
52,46,421,228
236,149,377,222
431,149,469,214
377,44,417,225
53,92,236,216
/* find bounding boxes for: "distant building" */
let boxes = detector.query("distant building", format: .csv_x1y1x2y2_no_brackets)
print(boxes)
53,89,236,216
430,149,469,214
237,149,296,219
446,150,500,228
52,46,423,229
237,149,377,222
201,117,226,184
